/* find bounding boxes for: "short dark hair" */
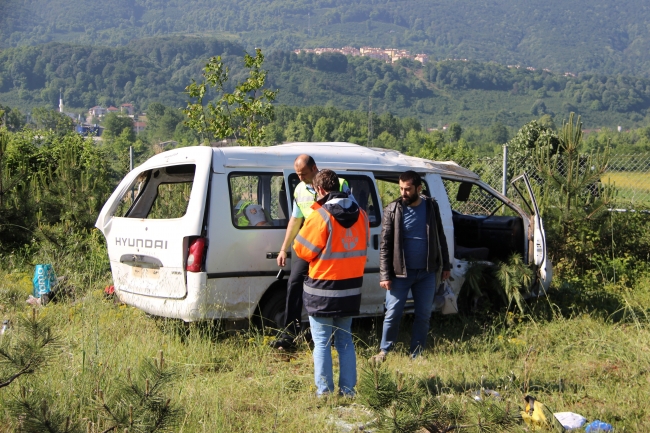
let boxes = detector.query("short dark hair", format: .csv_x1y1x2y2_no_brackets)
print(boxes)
399,170,422,187
313,169,339,193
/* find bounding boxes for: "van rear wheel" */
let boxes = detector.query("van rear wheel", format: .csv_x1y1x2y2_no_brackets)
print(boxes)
257,288,287,332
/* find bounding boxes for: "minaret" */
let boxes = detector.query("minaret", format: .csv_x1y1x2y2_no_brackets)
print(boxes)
59,89,64,113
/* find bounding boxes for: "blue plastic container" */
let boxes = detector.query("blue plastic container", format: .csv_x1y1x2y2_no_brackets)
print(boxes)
32,264,57,299
585,420,613,432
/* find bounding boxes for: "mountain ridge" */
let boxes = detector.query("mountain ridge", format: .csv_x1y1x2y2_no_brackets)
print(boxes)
2,0,650,77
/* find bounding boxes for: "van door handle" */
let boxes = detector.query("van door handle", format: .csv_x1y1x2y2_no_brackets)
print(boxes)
373,235,379,250
266,252,292,259
120,254,163,269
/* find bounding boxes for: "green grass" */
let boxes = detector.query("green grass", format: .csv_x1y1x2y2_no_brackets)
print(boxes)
1,272,649,432
604,172,650,205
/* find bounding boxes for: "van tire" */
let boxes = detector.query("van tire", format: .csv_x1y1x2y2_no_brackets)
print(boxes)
257,287,287,332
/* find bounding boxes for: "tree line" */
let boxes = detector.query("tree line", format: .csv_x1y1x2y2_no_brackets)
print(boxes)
3,39,650,130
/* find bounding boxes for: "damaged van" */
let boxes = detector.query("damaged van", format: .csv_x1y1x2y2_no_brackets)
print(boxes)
95,143,551,325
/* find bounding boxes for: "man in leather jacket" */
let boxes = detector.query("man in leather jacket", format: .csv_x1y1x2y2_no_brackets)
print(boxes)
373,170,451,361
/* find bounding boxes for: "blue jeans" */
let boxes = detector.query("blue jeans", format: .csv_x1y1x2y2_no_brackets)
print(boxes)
308,316,356,396
380,269,437,356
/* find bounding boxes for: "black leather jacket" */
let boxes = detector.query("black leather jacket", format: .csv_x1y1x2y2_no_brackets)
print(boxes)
379,196,451,281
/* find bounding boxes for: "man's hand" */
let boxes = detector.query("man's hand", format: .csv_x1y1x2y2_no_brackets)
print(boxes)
441,270,451,281
380,280,392,290
277,251,287,267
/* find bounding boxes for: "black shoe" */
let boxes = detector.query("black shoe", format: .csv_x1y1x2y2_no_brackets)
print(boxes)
269,335,297,351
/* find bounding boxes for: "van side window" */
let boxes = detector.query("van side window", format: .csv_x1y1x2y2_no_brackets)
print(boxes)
442,179,513,216
229,173,288,229
375,178,429,206
112,164,195,219
288,173,382,227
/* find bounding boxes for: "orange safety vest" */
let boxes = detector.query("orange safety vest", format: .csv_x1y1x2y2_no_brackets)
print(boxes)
294,199,369,317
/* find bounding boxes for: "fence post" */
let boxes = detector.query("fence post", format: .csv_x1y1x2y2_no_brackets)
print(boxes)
502,144,508,196
129,145,134,201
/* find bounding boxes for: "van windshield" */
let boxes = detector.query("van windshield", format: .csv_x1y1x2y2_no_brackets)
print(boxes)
113,164,195,219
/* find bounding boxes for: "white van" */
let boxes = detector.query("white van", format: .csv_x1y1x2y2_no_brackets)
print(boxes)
95,143,551,326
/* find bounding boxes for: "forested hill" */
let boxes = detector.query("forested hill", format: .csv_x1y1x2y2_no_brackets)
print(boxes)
2,38,650,129
1,0,650,77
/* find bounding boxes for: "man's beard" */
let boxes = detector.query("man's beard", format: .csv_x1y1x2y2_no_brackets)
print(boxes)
402,191,419,205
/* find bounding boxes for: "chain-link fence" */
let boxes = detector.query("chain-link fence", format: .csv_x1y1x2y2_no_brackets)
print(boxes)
449,150,650,210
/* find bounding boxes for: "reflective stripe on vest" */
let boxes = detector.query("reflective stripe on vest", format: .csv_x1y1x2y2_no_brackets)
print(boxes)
294,178,347,219
293,205,368,283
303,284,361,298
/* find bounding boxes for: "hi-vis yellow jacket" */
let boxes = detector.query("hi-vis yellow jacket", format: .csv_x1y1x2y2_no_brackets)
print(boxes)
294,192,369,317
294,178,349,219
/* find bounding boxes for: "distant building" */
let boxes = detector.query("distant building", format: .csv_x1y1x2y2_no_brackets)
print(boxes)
414,54,429,63
340,46,361,56
89,106,107,118
120,103,135,116
133,121,147,134
107,106,119,113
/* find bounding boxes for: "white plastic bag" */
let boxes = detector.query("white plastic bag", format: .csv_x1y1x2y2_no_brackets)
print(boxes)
439,280,458,315
554,412,587,430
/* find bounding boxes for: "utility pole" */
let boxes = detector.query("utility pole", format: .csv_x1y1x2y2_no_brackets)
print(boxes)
502,144,508,196
367,96,373,147
308,13,311,35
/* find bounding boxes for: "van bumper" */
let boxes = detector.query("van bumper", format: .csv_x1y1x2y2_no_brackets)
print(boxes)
115,272,217,322
114,272,268,322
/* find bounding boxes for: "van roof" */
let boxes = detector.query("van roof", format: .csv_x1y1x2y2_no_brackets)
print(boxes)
212,142,479,180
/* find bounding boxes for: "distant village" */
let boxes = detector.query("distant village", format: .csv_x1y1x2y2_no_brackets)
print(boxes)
57,93,146,139
295,46,577,76
294,46,430,64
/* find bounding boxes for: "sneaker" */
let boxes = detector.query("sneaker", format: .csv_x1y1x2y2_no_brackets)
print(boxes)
370,351,387,364
268,335,297,351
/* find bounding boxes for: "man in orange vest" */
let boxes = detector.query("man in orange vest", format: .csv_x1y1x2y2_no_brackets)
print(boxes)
294,169,369,396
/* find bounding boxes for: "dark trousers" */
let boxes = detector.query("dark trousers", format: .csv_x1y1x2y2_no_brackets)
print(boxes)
283,255,309,337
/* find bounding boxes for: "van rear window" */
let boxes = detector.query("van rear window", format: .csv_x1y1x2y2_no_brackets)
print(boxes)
112,164,195,219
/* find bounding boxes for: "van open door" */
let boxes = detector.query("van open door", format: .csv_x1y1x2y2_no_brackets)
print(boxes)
96,147,213,300
510,173,551,291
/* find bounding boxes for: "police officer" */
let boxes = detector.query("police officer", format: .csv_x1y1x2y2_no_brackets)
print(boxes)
271,155,352,350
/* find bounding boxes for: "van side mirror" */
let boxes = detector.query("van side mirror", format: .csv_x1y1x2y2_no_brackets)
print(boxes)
456,182,472,202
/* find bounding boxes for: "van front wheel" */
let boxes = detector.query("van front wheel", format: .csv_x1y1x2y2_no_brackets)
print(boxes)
257,288,287,332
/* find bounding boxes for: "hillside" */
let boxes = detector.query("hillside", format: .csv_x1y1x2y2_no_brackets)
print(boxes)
2,38,650,130
2,0,650,77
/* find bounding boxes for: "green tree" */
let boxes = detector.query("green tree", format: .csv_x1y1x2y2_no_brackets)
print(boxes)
538,114,557,131
31,108,73,135
184,49,277,146
532,113,613,277
0,105,25,131
312,117,335,141
0,310,60,389
102,113,135,142
448,122,462,142
489,121,509,144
